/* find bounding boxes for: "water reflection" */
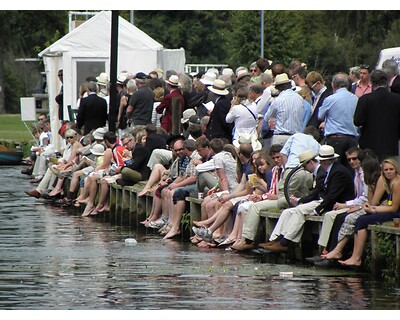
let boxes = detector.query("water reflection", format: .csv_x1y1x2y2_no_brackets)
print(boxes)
1,166,400,310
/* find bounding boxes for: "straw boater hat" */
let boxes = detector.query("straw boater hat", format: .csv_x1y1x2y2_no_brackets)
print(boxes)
181,109,196,124
92,127,107,140
117,72,129,85
89,144,105,156
208,79,229,95
96,72,109,86
315,145,340,161
273,73,291,86
165,75,180,87
236,69,251,81
233,133,262,151
200,72,217,86
299,149,318,166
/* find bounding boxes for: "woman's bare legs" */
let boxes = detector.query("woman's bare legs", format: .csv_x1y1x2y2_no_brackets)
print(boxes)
138,164,165,197
321,237,349,260
82,174,100,216
339,229,367,266
49,177,65,196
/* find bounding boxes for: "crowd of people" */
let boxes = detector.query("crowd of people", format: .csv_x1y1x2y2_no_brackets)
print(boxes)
22,57,400,269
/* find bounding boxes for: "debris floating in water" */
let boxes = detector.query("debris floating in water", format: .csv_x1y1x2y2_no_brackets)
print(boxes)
125,238,137,245
279,272,293,277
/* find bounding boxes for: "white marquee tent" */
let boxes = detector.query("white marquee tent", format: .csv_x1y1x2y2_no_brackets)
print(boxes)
39,10,185,150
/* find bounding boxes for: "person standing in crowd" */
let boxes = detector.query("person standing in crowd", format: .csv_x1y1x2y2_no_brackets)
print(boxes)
55,69,64,122
263,73,304,146
382,58,400,95
205,79,233,142
156,74,185,133
76,81,108,135
126,72,154,129
305,71,332,133
354,64,372,97
318,73,358,170
354,69,400,162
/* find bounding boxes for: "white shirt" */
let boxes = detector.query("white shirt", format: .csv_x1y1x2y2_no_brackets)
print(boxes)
225,99,258,142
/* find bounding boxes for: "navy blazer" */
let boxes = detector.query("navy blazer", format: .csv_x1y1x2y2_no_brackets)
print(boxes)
314,162,355,215
307,88,332,129
298,165,327,204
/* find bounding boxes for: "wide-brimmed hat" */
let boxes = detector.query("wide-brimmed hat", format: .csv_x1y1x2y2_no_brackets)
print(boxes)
208,79,229,95
117,72,129,85
90,144,105,156
233,133,262,151
96,72,109,86
299,149,318,166
165,75,180,87
92,127,107,140
200,72,217,86
181,109,196,124
274,73,291,86
222,68,234,77
315,145,340,161
237,70,251,81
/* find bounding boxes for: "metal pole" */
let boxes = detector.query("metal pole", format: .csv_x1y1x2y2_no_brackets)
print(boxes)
130,10,134,25
108,10,119,133
260,10,264,58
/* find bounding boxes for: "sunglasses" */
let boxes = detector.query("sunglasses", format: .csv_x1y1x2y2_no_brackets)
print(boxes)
66,136,74,139
174,147,184,152
347,157,358,162
123,140,132,146
250,69,257,73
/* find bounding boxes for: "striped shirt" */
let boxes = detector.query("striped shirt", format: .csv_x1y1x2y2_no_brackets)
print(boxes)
264,89,304,135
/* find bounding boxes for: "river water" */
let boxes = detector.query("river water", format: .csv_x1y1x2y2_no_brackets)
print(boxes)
1,166,400,312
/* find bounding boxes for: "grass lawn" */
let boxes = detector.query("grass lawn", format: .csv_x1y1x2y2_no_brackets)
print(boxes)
0,114,36,142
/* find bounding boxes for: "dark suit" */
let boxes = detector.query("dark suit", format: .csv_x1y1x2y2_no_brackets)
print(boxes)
390,75,400,95
314,162,355,215
298,165,327,204
307,88,332,130
205,94,234,142
354,87,400,159
76,93,108,135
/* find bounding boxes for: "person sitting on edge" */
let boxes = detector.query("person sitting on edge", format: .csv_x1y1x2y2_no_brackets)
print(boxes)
322,158,400,267
263,145,355,253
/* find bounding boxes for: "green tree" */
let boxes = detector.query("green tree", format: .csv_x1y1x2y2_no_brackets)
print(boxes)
0,11,67,113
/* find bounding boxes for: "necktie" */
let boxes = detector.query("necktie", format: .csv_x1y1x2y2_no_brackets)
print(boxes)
356,171,362,197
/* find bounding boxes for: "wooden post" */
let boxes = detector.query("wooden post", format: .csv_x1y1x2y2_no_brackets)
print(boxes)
171,97,182,135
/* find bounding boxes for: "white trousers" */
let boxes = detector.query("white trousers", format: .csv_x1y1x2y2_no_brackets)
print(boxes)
269,200,322,243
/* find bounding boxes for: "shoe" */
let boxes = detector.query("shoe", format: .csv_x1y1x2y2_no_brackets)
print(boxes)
29,177,42,184
314,259,338,268
192,227,213,242
25,189,41,199
305,255,324,264
148,216,168,229
231,242,256,251
258,241,276,249
218,238,236,247
266,242,288,253
21,167,33,175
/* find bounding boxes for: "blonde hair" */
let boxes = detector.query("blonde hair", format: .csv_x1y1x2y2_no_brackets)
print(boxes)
381,158,400,193
154,87,165,102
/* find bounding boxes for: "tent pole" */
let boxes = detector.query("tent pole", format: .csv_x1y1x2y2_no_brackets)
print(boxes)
108,10,119,133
